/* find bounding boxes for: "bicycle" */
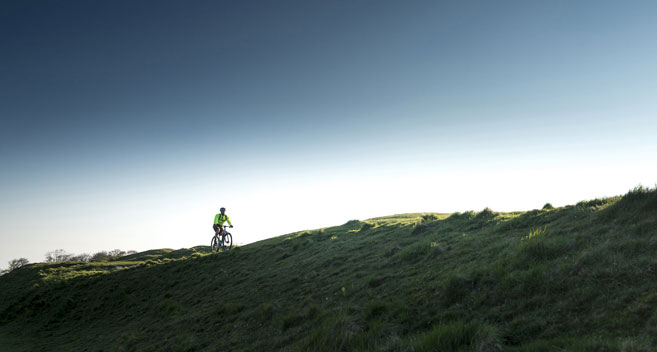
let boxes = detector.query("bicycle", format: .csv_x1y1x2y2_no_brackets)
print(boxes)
211,227,233,252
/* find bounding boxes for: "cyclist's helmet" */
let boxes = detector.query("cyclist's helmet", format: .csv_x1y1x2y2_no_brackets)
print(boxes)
220,207,226,211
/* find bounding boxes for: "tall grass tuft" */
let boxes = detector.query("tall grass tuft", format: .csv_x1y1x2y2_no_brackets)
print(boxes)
599,185,657,223
621,185,657,211
441,274,471,306
396,240,442,262
295,311,361,351
410,320,501,352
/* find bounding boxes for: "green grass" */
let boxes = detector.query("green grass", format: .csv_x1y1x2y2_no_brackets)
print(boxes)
1,187,657,351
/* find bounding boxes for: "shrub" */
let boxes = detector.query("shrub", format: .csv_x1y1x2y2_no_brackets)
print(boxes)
360,222,374,231
542,203,554,210
91,251,110,262
476,207,497,220
422,214,439,223
344,219,361,227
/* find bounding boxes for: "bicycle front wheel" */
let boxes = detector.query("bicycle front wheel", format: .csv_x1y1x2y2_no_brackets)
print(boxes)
211,235,220,252
222,232,233,251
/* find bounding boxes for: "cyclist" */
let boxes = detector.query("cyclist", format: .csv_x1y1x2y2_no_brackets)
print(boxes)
213,207,233,238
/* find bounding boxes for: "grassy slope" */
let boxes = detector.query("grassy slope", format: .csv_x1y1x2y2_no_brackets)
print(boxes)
1,188,656,351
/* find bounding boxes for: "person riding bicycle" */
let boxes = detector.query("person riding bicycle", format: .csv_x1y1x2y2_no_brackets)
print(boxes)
213,207,233,238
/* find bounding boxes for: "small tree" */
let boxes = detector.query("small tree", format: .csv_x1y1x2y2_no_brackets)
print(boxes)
8,258,30,272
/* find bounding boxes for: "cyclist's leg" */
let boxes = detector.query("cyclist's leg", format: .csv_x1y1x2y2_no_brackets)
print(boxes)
213,224,220,235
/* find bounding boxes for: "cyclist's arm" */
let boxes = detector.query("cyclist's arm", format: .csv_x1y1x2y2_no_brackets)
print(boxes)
226,217,233,227
213,214,220,225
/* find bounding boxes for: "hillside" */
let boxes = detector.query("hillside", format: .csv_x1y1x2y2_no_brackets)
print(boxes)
1,187,656,351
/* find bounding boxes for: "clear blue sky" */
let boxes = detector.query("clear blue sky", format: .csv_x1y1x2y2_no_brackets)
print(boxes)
2,0,656,269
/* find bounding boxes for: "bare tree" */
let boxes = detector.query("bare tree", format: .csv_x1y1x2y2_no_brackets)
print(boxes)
108,249,126,258
8,258,30,272
39,249,134,263
69,253,92,262
45,249,73,263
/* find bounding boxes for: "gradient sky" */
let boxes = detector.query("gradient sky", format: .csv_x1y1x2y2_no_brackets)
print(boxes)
2,0,657,269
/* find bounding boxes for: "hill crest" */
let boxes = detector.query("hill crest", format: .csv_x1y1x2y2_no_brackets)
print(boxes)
1,187,656,351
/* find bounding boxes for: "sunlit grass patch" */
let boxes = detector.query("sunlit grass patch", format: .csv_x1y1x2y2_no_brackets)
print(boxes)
522,226,547,241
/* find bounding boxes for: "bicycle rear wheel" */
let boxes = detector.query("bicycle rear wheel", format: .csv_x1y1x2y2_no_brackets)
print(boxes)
222,232,233,251
211,235,220,252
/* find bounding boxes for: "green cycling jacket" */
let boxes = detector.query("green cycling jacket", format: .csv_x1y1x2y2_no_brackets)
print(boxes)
214,213,233,226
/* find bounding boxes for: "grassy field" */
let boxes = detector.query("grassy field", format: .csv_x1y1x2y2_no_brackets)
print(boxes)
1,187,656,351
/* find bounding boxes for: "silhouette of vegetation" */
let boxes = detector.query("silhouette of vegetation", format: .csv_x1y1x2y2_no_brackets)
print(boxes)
44,249,73,263
421,213,439,223
2,258,30,274
68,253,91,262
42,249,138,264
